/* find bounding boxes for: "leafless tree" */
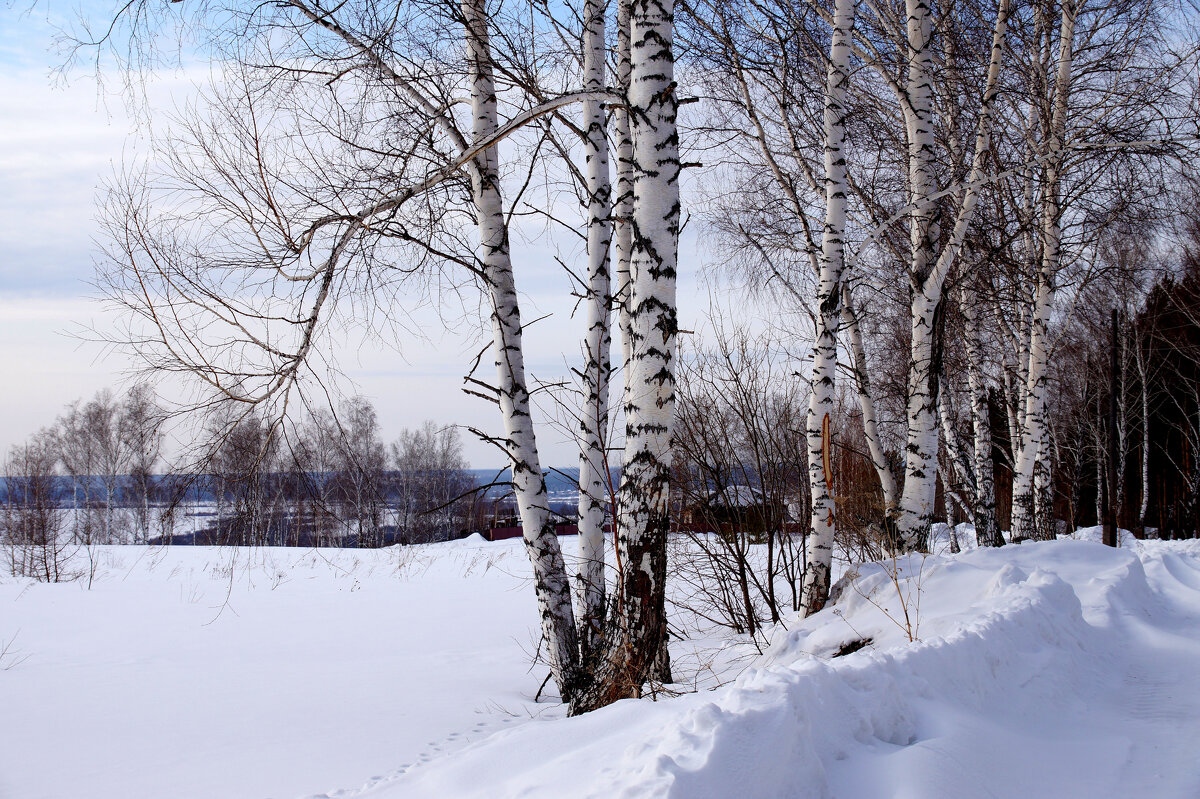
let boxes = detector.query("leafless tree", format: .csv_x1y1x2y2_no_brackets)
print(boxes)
56,389,132,544
324,397,388,547
391,421,473,543
286,411,343,547
119,383,166,543
207,409,283,546
2,431,72,582
87,0,612,708
670,328,809,638
990,0,1192,541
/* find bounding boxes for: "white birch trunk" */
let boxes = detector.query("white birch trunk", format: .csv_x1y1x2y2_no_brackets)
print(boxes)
1136,329,1150,528
841,287,899,511
895,0,1010,550
963,288,1002,546
462,0,582,703
801,0,854,617
607,0,677,691
938,383,976,514
576,0,613,659
1034,419,1055,538
614,0,635,384
897,293,944,550
895,0,949,551
606,0,680,702
1115,335,1128,522
1010,0,1076,541
1010,268,1054,538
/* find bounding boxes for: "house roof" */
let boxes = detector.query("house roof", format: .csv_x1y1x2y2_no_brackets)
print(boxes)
709,485,766,508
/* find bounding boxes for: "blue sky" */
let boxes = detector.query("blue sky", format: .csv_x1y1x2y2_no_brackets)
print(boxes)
0,3,721,469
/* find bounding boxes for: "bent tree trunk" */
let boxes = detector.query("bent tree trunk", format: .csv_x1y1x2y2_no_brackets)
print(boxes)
801,0,854,618
463,0,582,705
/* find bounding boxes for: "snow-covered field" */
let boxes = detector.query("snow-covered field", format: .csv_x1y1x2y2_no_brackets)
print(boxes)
3,532,1199,798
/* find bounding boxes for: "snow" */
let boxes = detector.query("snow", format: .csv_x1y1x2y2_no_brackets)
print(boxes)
0,540,557,799
4,534,1200,798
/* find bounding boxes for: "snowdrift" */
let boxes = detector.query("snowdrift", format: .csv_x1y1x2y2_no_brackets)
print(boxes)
373,539,1200,799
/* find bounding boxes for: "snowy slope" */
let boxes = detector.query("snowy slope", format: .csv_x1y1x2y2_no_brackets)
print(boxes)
0,539,558,799
3,537,1199,799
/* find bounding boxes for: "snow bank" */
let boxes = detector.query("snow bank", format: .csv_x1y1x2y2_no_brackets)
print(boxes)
379,539,1200,799
1060,524,1140,548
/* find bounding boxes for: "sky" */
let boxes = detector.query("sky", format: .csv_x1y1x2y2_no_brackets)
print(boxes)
0,6,722,469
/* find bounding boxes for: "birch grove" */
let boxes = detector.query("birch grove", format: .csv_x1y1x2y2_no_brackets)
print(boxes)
64,0,1200,716
85,0,695,711
692,0,1012,563
878,0,1013,551
969,0,1187,542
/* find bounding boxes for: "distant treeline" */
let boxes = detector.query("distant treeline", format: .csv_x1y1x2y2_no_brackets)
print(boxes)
0,469,585,508
2,392,598,569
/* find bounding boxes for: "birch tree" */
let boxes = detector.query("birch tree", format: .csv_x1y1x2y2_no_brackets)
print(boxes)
85,0,696,711
801,0,855,616
992,0,1189,539
683,0,870,614
456,0,596,704
56,389,134,544
871,0,1012,551
961,284,1003,545
595,0,684,705
326,397,387,546
573,0,615,663
391,421,473,543
119,384,165,544
1006,0,1078,540
691,0,1012,558
2,430,71,582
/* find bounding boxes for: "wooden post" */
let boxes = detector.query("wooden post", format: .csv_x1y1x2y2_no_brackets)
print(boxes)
1105,308,1119,547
